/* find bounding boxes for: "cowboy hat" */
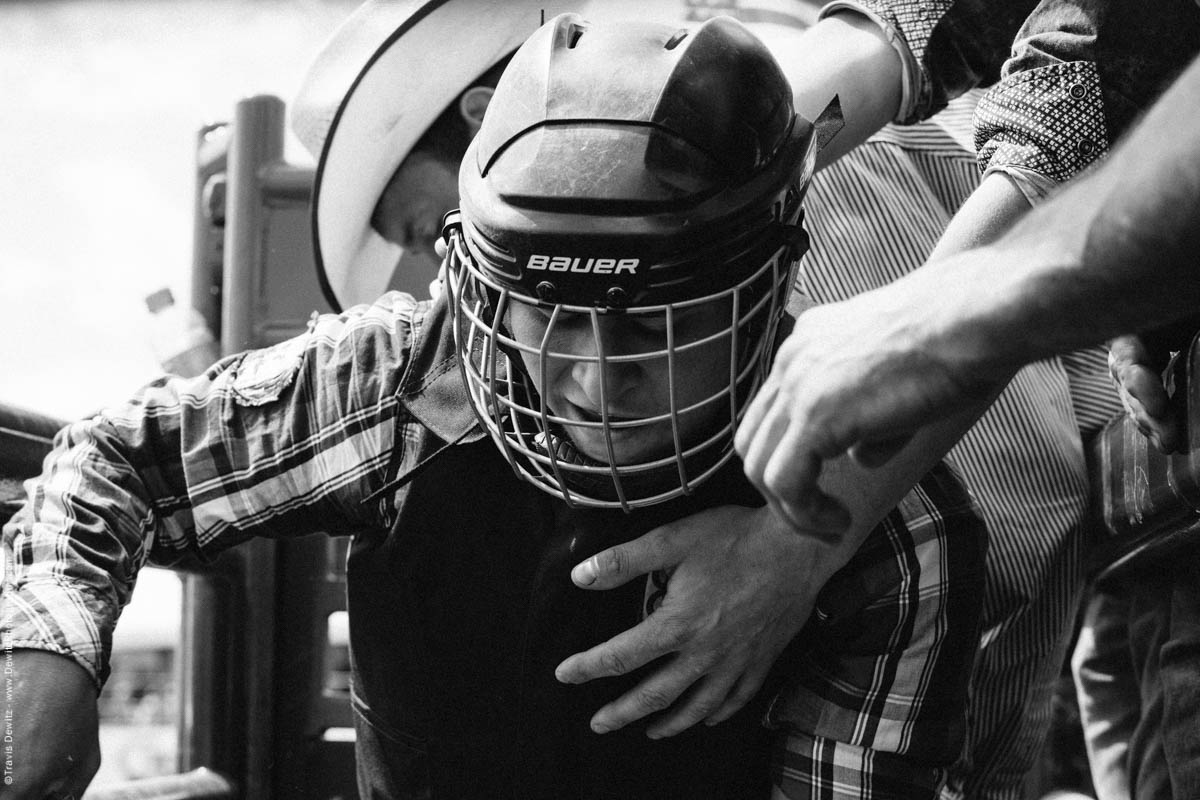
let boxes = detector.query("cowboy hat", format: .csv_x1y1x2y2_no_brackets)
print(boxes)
292,0,815,311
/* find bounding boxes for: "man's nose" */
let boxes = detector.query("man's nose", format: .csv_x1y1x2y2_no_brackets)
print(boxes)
562,321,640,410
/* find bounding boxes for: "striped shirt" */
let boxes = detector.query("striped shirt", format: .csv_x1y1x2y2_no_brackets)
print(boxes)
799,90,1122,800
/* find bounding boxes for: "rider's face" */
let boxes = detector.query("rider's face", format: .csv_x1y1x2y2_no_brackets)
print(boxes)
506,300,733,464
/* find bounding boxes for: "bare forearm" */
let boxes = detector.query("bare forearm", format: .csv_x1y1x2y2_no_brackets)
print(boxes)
4,649,100,799
774,12,903,167
930,173,1034,260
813,400,992,571
895,55,1200,380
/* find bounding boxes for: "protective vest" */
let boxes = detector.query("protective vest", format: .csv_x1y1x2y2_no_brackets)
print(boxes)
345,297,784,799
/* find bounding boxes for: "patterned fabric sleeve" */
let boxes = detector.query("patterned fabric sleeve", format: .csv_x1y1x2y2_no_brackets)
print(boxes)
818,0,1040,123
1,292,427,687
973,2,1108,187
976,0,1200,188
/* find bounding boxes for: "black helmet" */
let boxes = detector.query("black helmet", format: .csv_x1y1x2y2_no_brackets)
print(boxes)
444,13,819,510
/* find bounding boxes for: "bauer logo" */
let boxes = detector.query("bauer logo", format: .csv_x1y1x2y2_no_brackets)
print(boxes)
526,255,639,275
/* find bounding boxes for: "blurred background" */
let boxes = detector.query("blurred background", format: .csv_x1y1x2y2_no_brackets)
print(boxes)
0,0,358,784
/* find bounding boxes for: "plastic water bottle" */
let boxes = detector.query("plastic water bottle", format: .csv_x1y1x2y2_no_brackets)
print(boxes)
144,287,220,378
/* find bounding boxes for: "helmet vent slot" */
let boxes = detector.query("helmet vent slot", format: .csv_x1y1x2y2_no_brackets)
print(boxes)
567,24,585,49
664,29,688,50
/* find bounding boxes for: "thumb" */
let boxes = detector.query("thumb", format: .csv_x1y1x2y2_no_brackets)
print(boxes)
572,524,688,590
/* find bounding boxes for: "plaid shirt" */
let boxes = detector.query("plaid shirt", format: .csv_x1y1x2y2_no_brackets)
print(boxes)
2,294,427,685
769,461,986,798
4,283,988,797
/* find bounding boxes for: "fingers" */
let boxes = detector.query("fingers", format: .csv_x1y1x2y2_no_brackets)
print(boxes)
733,373,777,457
705,660,772,726
1109,336,1183,453
1125,393,1184,453
1149,414,1185,454
1118,363,1172,419
556,613,687,686
643,668,734,739
428,246,449,299
588,656,720,736
571,524,683,589
584,650,774,737
745,421,850,537
737,376,856,536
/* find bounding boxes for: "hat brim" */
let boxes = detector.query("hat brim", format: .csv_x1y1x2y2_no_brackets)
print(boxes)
302,0,814,311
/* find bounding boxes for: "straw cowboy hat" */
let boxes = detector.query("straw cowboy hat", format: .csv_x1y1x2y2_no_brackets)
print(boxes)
291,0,816,311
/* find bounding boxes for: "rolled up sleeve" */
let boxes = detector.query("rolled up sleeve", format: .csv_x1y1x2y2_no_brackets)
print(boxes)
975,60,1108,196
973,0,1109,193
820,0,1040,123
974,0,1198,193
1,292,424,687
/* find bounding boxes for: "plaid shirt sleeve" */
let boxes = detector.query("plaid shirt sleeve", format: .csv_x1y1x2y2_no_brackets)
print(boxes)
768,462,987,797
1,291,428,687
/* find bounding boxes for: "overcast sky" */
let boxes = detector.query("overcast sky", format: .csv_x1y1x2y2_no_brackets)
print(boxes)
0,0,358,420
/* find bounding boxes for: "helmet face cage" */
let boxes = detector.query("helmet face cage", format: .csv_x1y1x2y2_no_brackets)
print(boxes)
445,220,799,511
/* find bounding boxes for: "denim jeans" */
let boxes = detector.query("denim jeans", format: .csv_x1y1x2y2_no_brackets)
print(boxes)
1076,559,1200,800
1126,559,1200,799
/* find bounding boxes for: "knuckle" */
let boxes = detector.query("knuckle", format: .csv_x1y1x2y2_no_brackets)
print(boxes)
656,617,693,651
598,649,630,676
646,529,676,563
730,682,758,706
680,658,707,682
597,547,626,577
687,694,722,720
733,429,746,454
634,686,674,715
741,453,765,485
760,459,787,494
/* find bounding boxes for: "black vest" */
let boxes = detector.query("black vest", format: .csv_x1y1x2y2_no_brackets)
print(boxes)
346,297,785,799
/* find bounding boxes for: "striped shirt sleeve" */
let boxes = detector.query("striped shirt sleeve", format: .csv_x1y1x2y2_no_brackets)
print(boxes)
797,89,1123,795
1,291,428,686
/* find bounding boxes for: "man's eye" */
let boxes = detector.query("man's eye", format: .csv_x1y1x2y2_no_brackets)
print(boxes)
632,317,670,335
636,308,709,336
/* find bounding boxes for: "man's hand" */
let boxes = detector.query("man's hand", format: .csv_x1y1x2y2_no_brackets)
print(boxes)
735,290,999,534
1108,334,1184,453
554,504,844,739
4,649,100,799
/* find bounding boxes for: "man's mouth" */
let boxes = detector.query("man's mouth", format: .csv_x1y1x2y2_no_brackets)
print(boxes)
568,403,641,426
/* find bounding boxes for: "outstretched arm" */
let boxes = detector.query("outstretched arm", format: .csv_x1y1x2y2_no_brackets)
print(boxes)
555,395,989,737
768,10,903,167
1,293,424,797
736,52,1200,531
